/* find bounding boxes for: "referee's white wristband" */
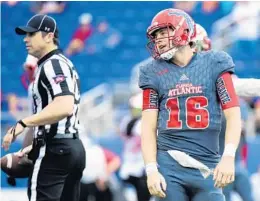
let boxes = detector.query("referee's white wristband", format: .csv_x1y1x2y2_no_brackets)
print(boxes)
223,143,236,157
145,162,158,175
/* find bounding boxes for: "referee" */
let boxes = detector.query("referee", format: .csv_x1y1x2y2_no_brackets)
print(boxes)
2,14,86,201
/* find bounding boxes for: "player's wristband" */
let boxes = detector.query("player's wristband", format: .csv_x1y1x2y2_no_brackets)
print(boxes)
18,120,27,128
223,143,236,157
145,162,158,175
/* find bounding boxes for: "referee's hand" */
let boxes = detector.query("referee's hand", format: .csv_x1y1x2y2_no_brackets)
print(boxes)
2,124,25,151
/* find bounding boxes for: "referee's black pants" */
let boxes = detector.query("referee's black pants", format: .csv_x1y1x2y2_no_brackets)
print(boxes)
27,137,86,201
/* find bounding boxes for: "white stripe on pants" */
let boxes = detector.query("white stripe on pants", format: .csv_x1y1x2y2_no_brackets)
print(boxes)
30,145,46,201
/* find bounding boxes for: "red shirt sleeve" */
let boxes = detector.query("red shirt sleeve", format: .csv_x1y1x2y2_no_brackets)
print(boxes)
103,149,117,164
72,27,92,41
143,89,159,110
216,72,239,110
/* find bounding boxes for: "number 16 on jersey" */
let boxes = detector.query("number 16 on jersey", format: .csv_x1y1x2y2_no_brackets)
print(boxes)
166,96,209,129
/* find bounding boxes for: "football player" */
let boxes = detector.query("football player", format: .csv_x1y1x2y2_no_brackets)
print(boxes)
139,8,241,201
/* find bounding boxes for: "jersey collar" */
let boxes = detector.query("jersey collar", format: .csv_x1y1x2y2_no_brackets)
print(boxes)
37,49,62,66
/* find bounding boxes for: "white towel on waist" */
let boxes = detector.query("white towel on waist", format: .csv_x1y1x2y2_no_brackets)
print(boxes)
167,150,213,179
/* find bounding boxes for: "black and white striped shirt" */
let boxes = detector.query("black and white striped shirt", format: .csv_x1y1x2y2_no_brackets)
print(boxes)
32,49,80,137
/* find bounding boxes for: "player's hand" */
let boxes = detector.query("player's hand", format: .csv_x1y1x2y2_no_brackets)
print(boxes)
147,171,167,198
2,123,25,151
213,156,235,188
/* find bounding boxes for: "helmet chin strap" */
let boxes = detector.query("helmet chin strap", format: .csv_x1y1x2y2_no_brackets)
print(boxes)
160,47,179,60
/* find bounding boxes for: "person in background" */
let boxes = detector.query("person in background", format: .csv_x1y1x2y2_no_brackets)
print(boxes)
65,13,93,56
21,54,38,91
31,1,66,15
86,20,122,55
80,135,121,201
119,93,151,201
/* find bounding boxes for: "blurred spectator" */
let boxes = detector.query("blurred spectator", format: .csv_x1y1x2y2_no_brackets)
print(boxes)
251,166,260,201
80,136,121,201
173,1,198,13
6,93,20,118
86,20,122,55
2,55,37,124
173,1,231,15
212,2,260,50
119,93,151,201
20,54,38,91
65,13,93,56
1,91,21,122
3,1,18,6
1,91,17,135
22,54,38,116
202,1,219,13
31,1,66,15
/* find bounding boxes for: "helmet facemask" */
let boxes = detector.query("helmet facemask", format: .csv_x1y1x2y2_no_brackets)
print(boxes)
147,24,191,60
146,9,196,60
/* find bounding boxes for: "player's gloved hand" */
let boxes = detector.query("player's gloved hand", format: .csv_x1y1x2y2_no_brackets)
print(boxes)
146,163,167,198
213,144,236,188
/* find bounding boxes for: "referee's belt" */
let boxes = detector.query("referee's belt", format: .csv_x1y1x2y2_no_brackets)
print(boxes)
53,133,79,139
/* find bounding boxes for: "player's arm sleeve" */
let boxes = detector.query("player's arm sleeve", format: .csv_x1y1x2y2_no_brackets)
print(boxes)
142,89,159,110
41,59,74,97
139,66,159,110
233,78,260,97
216,72,240,110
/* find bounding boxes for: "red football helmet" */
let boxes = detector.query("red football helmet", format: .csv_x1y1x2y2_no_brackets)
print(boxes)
147,8,196,60
191,23,211,52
